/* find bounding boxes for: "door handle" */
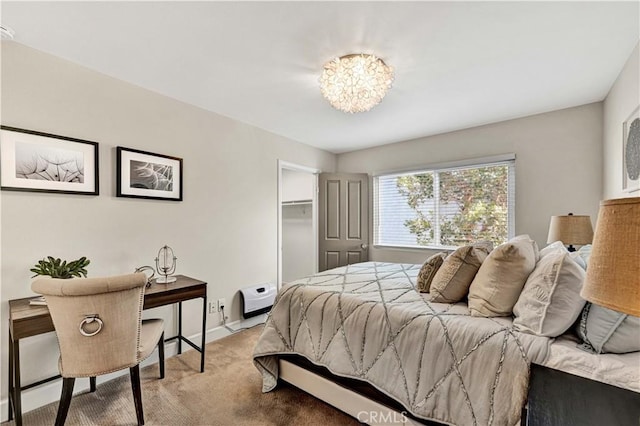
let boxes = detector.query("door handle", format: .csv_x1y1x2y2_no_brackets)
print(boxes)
361,244,369,250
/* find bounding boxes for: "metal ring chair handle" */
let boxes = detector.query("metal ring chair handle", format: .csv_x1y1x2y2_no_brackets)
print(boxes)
135,265,156,287
79,315,103,337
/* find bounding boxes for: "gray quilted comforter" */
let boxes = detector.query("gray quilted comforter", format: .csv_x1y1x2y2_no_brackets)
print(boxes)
253,262,550,426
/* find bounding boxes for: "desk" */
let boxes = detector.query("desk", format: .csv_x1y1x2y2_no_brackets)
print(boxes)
7,274,207,426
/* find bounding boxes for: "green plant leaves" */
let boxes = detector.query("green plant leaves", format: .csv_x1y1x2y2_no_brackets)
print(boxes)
31,256,90,279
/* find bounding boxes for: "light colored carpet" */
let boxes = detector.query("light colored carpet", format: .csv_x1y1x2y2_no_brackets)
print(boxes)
7,326,359,425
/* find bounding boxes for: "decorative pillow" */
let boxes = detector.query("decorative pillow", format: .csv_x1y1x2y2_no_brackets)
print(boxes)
429,243,493,303
416,252,448,293
468,235,539,317
576,303,640,354
576,244,592,268
539,241,566,258
513,251,586,337
569,252,587,270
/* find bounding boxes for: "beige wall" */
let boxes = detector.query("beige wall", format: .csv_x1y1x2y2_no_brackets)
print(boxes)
337,103,604,264
0,42,335,405
603,42,640,199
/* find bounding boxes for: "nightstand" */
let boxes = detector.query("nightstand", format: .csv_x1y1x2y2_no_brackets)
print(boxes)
526,363,640,426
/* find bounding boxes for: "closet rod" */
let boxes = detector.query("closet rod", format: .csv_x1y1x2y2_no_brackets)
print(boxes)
282,199,312,206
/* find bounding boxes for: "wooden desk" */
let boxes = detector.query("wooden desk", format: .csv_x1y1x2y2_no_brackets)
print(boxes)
7,274,207,426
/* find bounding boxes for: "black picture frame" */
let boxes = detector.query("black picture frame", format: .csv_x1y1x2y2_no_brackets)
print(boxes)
116,146,183,201
0,126,99,195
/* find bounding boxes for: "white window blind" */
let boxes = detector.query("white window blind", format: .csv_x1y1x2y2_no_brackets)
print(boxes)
374,159,515,249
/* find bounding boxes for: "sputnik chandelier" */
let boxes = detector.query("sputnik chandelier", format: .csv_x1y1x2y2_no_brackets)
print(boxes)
319,53,394,114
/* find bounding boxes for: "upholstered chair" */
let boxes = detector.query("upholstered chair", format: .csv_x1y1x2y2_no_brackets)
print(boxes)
32,273,165,426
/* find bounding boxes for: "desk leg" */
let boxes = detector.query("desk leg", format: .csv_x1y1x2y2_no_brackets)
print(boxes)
12,336,22,426
200,295,207,373
8,329,14,421
178,301,183,355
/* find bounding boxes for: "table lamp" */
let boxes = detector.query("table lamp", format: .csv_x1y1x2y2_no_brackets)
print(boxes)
547,213,594,252
581,197,640,316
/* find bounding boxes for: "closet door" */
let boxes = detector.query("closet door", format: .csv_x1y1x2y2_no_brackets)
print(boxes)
318,173,369,271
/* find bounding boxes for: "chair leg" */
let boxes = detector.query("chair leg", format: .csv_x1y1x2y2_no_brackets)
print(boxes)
158,332,165,379
55,377,75,426
89,376,97,392
130,365,144,425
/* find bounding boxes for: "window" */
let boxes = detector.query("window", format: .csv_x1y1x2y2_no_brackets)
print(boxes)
374,157,515,249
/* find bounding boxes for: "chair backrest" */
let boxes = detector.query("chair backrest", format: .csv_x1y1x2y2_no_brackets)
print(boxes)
32,273,147,378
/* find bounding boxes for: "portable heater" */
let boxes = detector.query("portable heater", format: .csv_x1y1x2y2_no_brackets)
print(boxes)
240,283,276,318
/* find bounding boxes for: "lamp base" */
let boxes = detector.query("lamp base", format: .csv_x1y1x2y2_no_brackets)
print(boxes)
156,276,177,284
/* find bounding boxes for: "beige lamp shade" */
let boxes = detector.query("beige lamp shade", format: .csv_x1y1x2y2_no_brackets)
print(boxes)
581,197,640,316
547,214,594,245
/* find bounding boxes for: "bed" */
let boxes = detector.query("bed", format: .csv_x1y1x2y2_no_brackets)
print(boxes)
253,262,551,426
253,262,640,425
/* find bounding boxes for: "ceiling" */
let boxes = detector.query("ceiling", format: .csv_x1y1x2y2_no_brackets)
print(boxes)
2,1,639,154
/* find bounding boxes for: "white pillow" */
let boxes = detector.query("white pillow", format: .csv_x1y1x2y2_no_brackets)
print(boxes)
539,241,567,258
569,252,587,270
576,303,640,354
576,244,592,267
540,241,587,270
513,251,586,337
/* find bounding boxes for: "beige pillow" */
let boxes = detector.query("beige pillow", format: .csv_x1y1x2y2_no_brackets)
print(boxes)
429,243,493,303
468,235,539,317
513,251,586,336
416,252,448,293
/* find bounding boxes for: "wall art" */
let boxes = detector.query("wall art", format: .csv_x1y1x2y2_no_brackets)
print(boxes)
116,146,182,201
0,126,99,195
623,105,640,193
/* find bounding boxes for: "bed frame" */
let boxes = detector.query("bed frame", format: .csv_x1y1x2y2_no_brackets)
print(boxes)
279,356,445,426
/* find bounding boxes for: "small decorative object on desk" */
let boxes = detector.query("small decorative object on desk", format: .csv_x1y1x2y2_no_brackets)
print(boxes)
155,245,177,283
29,296,47,306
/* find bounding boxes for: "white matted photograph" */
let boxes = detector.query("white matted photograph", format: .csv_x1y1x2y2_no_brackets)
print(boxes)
623,105,640,193
0,126,99,195
116,146,183,201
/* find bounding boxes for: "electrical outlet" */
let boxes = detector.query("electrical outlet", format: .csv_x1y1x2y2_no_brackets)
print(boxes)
217,298,226,312
208,301,215,314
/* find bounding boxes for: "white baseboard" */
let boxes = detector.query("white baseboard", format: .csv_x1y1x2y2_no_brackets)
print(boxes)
0,314,267,422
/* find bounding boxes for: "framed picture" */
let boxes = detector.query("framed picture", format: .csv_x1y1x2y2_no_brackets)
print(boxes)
0,126,99,195
116,147,183,201
623,105,640,193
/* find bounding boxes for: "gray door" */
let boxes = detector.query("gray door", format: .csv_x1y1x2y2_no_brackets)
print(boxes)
318,173,369,271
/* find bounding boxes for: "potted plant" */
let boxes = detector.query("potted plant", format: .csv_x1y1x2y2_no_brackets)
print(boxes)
31,256,90,279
